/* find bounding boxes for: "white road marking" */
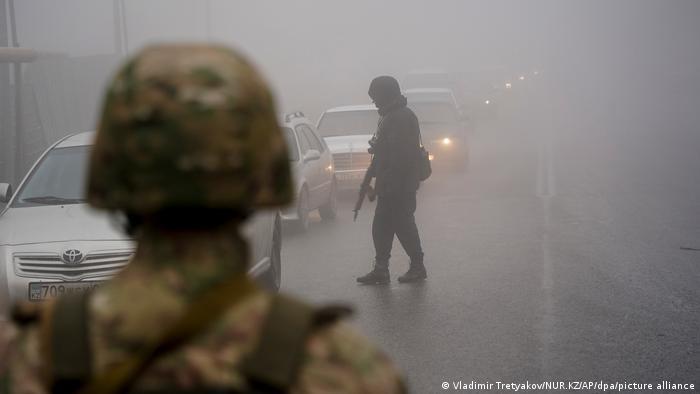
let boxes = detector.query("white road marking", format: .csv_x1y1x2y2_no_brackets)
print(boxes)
537,129,556,377
540,198,554,377
537,138,555,198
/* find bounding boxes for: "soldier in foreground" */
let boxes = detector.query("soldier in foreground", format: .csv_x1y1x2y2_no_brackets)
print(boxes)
0,44,405,393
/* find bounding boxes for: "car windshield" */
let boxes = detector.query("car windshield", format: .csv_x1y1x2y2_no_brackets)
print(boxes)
282,127,299,161
317,110,379,137
12,146,89,207
409,102,459,124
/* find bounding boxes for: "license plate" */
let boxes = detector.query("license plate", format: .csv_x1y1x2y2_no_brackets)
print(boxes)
336,172,364,181
29,281,103,301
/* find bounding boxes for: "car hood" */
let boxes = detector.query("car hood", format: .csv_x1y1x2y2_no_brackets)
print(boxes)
0,204,128,246
324,135,373,154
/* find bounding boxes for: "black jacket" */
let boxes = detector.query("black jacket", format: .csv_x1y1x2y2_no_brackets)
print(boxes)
367,96,421,197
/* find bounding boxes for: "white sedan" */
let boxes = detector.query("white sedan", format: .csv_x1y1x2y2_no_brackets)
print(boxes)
0,132,283,315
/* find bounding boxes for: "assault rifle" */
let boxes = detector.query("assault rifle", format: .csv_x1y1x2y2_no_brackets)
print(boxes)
353,163,376,222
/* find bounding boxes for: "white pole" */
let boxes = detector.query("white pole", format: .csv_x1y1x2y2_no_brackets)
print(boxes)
205,0,212,41
113,0,124,55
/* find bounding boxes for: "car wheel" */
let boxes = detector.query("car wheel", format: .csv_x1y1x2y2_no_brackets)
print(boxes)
319,179,337,221
295,188,310,232
263,214,282,292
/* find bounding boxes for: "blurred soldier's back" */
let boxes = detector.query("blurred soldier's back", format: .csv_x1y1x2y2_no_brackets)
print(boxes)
0,44,405,394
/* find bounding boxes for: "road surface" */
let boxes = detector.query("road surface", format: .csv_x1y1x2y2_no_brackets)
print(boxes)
281,83,700,393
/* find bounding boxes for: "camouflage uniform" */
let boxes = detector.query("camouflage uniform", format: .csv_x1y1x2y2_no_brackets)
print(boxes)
0,44,405,393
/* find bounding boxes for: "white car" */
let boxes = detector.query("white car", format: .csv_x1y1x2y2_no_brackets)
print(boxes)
316,105,379,191
402,69,465,104
404,88,460,108
0,132,283,315
406,92,470,171
404,88,474,131
280,112,337,231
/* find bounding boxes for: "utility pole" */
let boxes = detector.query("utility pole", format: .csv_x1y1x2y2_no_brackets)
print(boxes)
0,0,35,184
113,0,124,55
0,0,9,183
8,0,22,183
121,0,129,55
113,0,128,56
206,0,212,41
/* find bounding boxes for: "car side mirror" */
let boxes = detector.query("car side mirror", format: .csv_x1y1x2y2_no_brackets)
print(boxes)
0,183,13,203
303,149,321,163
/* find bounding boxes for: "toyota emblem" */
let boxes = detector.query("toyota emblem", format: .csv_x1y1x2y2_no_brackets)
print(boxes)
61,249,84,265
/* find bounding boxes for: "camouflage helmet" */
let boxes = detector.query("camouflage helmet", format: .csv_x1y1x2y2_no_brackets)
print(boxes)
86,44,292,215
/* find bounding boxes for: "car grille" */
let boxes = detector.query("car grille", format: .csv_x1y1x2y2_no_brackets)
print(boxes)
14,250,133,280
333,152,371,171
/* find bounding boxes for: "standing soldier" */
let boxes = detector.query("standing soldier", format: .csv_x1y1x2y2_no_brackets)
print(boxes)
0,44,405,393
356,76,427,285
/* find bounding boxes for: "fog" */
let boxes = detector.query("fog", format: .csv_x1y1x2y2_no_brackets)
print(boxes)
9,1,700,129
1,0,699,391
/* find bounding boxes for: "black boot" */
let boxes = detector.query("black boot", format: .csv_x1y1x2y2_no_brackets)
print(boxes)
398,258,427,283
357,261,390,285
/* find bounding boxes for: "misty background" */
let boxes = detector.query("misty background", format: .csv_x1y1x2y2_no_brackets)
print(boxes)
3,0,700,185
1,1,699,390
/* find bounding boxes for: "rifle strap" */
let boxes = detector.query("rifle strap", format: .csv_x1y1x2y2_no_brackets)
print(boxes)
44,274,258,394
43,280,352,394
240,299,353,393
239,295,315,392
46,293,93,393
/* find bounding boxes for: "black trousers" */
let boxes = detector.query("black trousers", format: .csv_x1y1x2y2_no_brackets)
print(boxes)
372,192,424,265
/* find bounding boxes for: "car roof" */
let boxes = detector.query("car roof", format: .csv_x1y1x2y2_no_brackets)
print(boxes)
50,118,315,149
55,131,95,148
405,88,457,104
323,104,376,114
280,112,313,128
404,88,453,94
405,68,450,76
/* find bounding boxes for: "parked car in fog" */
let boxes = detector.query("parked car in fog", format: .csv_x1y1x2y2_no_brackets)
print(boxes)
0,132,283,314
281,112,337,231
403,69,466,106
404,87,475,132
405,88,460,110
406,92,469,171
316,105,379,190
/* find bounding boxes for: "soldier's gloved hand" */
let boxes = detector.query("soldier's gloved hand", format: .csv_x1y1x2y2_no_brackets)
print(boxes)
367,135,378,154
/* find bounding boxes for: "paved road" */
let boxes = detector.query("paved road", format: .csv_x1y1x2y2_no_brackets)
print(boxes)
281,84,700,393
0,79,695,393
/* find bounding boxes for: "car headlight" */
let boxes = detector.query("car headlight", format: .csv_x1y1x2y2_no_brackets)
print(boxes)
441,137,452,146
484,99,491,105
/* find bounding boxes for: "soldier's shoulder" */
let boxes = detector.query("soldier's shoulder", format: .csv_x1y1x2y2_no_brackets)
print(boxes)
249,293,405,393
300,319,406,393
400,106,419,123
1,300,49,364
386,107,418,128
0,319,18,371
0,313,47,393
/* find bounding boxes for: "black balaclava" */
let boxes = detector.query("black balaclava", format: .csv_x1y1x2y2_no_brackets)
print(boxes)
368,75,402,111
